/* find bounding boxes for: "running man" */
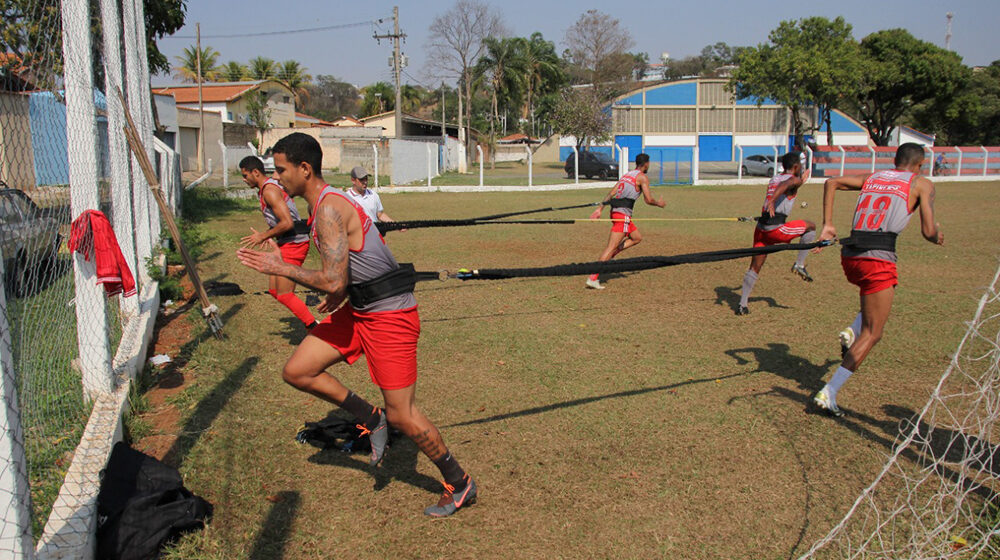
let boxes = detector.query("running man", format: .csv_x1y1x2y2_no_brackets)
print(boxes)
736,151,815,315
237,133,476,516
343,166,395,223
812,143,944,416
586,152,665,290
239,155,316,329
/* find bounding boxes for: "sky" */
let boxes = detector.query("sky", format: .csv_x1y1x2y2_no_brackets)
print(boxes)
154,0,1000,88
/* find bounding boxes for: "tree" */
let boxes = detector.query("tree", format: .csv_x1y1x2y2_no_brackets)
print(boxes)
909,60,1000,145
360,82,395,117
730,17,862,149
854,29,969,146
173,44,220,83
144,0,187,76
248,56,277,80
219,61,247,82
517,32,567,135
425,0,507,154
475,36,529,161
277,59,312,104
300,75,360,121
563,9,634,91
550,87,612,148
245,90,272,140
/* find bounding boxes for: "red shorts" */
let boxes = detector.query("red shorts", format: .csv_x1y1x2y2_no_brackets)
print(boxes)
279,240,310,266
752,220,810,247
310,304,420,390
610,212,637,234
841,256,898,295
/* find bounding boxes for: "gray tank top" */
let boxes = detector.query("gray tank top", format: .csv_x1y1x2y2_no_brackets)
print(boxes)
841,170,916,263
758,173,796,232
609,170,644,217
309,185,416,313
259,179,309,245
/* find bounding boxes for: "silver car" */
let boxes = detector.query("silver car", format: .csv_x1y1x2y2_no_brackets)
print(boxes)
741,154,776,176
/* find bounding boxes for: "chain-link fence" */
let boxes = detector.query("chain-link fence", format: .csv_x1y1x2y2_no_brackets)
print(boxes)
1,0,170,558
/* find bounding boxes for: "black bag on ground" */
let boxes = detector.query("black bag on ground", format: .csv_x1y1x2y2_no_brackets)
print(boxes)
96,442,213,560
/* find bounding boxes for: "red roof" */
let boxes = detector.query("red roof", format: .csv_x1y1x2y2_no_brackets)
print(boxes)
153,81,289,104
498,133,539,143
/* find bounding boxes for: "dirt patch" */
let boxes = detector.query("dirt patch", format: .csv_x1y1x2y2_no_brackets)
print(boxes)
134,270,197,463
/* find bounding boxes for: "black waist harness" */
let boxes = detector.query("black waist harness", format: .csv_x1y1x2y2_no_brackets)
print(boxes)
608,198,636,211
292,219,311,236
842,231,897,252
348,263,421,309
756,213,787,226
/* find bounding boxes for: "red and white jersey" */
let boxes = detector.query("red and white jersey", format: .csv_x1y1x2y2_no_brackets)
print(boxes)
308,185,416,313
259,178,309,245
757,173,796,232
842,169,916,263
609,169,643,217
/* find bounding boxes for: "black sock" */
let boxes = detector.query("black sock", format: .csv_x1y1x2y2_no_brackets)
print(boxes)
432,452,467,490
339,391,381,429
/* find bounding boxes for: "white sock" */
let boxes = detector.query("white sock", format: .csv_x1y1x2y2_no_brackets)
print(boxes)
739,269,758,307
848,312,862,337
826,366,854,403
795,231,816,267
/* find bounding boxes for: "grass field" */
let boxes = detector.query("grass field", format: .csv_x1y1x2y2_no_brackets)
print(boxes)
141,181,1000,559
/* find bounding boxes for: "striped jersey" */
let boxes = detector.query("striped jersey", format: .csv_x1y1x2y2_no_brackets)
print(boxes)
841,170,917,263
609,169,644,217
308,185,416,313
758,173,796,232
259,178,309,245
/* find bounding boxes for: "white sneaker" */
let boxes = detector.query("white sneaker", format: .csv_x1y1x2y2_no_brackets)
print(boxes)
839,327,855,358
585,278,605,290
813,389,844,417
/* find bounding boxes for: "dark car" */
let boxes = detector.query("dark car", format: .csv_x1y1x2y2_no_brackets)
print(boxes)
0,187,63,297
565,150,619,180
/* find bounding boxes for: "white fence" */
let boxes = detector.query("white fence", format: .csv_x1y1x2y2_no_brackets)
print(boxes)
0,0,166,558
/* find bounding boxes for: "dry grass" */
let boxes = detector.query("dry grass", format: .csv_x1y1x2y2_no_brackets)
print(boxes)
143,181,1000,560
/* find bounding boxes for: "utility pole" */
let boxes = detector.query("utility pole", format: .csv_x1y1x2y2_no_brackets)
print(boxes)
196,22,205,171
374,7,405,138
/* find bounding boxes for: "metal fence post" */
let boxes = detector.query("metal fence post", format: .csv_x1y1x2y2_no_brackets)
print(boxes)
572,145,579,184
772,146,779,176
692,146,699,184
526,144,532,187
0,256,34,559
477,145,484,187
63,0,114,400
838,146,846,176
737,146,744,180
955,146,962,176
219,140,228,187
372,144,379,189
427,144,432,188
869,146,876,173
615,145,624,179
982,146,989,176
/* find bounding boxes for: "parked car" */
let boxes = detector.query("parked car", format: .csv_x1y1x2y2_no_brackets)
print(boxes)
564,150,619,180
741,154,776,176
248,142,275,174
0,187,63,298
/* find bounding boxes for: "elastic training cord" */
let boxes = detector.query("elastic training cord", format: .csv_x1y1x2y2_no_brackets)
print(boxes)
377,202,600,234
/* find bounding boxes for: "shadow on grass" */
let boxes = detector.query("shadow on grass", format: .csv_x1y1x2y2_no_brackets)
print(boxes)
725,342,840,392
714,285,791,314
271,315,310,345
151,303,244,390
423,304,612,324
163,354,258,467
248,490,301,560
305,411,441,494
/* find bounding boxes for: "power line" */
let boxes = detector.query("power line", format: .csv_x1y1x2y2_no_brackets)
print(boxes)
166,18,388,40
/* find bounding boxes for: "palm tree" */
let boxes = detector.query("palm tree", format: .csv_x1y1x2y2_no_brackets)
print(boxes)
360,82,395,117
219,61,247,82
475,37,529,165
173,45,220,83
519,33,566,135
277,60,312,103
248,56,277,80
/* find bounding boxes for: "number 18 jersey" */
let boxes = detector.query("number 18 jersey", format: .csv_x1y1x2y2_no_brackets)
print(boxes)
841,170,916,263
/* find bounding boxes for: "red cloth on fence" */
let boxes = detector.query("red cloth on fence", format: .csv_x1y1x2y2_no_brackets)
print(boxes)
68,210,137,298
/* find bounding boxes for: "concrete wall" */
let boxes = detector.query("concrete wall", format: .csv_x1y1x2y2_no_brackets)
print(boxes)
176,108,222,172
260,127,384,172
0,92,36,189
390,138,438,185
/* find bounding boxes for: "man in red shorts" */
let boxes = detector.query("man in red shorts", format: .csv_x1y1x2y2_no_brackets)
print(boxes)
586,152,665,289
813,142,944,416
239,155,316,328
736,151,814,315
237,133,476,517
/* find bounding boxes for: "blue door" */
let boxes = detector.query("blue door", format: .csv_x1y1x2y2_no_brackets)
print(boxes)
698,135,733,162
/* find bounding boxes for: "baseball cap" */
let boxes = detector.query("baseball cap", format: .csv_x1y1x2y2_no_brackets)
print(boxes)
350,166,369,180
